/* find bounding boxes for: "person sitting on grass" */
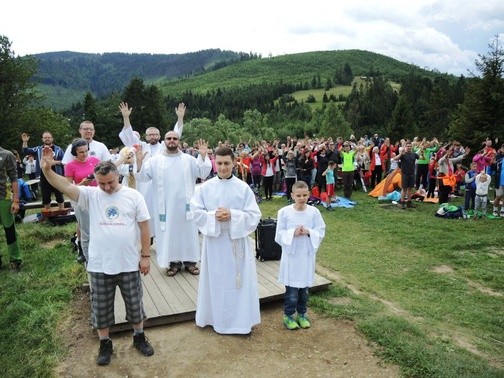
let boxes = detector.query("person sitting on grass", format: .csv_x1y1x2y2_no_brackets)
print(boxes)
275,180,326,330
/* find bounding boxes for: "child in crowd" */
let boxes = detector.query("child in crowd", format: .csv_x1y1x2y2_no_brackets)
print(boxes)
322,160,336,210
275,181,326,330
426,155,438,198
474,171,491,215
454,164,466,196
464,162,478,211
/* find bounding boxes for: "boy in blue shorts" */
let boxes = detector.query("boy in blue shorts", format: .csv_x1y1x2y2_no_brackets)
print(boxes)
275,181,326,330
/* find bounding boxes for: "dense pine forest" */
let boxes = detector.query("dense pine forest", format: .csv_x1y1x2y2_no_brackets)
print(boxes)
1,35,503,152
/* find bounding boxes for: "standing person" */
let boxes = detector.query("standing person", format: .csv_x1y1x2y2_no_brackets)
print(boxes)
322,161,336,210
249,148,263,192
0,147,22,272
426,155,438,199
315,145,329,194
119,102,185,243
23,154,37,181
464,163,478,211
64,138,101,263
369,146,383,188
136,131,211,276
62,121,111,164
21,131,66,210
437,145,470,204
474,171,491,216
190,147,261,334
491,144,504,217
393,142,423,209
260,150,277,201
275,181,326,330
298,149,314,188
283,150,297,202
339,142,356,199
41,151,154,365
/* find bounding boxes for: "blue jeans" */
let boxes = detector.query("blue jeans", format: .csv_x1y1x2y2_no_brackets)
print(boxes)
284,286,309,316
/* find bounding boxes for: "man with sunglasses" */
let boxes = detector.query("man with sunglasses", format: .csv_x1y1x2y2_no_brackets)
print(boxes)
137,130,212,277
118,102,185,244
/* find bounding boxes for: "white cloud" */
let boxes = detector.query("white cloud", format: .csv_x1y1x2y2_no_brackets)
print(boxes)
2,0,501,75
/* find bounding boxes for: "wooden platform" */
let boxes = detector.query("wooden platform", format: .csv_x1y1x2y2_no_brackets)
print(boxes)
111,239,331,333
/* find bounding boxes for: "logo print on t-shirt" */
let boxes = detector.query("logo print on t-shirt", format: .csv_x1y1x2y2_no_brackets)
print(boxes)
105,206,119,220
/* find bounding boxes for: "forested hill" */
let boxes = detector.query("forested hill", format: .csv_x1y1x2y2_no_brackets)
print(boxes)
32,49,249,109
33,49,447,110
155,49,446,97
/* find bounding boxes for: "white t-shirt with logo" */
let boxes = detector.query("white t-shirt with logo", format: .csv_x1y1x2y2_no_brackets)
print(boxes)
78,185,150,274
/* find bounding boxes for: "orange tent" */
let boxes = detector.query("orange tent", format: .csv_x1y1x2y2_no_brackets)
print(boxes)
368,169,402,197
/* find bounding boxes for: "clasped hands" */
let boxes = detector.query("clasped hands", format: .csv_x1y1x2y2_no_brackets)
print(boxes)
215,207,231,222
294,225,310,237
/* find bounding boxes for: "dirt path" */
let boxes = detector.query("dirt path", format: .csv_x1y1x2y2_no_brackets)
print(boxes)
55,291,399,377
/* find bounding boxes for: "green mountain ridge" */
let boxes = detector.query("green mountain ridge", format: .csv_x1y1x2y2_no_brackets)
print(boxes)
33,49,454,110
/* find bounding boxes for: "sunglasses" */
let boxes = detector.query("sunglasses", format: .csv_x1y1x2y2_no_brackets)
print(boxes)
165,137,179,141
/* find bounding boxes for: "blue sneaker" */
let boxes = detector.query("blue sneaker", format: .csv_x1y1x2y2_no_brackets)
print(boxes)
283,315,300,330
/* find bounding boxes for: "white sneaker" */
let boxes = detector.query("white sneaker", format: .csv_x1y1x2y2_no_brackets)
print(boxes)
493,211,499,217
500,211,504,218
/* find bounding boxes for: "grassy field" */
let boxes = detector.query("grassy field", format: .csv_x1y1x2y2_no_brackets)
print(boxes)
0,189,503,377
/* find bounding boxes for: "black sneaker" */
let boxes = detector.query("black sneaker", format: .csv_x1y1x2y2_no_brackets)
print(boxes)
96,339,113,365
133,332,154,356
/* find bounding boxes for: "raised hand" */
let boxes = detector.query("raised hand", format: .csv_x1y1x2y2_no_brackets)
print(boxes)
41,146,55,171
196,139,208,157
119,102,132,118
175,103,186,118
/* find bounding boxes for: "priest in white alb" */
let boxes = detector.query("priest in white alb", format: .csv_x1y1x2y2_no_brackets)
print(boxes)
118,102,186,242
190,146,262,334
136,131,211,276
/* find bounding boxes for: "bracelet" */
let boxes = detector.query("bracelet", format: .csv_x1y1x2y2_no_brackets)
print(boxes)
141,255,151,258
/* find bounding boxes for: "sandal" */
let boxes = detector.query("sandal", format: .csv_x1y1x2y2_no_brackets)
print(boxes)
166,266,180,277
185,266,200,275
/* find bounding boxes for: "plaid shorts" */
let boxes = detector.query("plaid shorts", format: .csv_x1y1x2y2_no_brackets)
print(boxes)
90,271,146,329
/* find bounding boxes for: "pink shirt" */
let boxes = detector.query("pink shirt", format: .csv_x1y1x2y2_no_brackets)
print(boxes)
64,157,100,186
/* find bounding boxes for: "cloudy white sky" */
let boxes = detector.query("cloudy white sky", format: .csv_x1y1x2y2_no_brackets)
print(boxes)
3,0,503,76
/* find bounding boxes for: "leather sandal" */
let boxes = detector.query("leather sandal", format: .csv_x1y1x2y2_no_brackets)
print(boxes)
185,266,200,275
166,266,180,277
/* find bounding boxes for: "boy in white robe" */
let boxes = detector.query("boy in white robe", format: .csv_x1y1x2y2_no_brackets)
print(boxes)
275,180,326,330
190,147,262,334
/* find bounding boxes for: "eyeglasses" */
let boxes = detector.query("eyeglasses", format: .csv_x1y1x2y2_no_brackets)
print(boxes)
165,137,179,141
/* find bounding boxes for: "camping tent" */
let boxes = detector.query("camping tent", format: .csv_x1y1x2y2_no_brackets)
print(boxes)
368,169,402,197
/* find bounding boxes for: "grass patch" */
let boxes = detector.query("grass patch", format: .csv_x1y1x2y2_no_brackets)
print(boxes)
1,190,503,376
0,221,85,377
260,191,504,375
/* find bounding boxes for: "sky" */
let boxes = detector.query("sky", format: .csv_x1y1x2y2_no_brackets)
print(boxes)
3,0,503,76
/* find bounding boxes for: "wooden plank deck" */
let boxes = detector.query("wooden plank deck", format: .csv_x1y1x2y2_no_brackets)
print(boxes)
111,238,331,333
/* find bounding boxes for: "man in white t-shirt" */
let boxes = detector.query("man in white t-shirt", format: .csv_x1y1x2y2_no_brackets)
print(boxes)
62,120,111,263
41,150,154,366
62,120,111,164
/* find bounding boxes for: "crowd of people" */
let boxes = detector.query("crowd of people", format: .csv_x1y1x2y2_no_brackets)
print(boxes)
2,102,502,366
198,134,501,215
